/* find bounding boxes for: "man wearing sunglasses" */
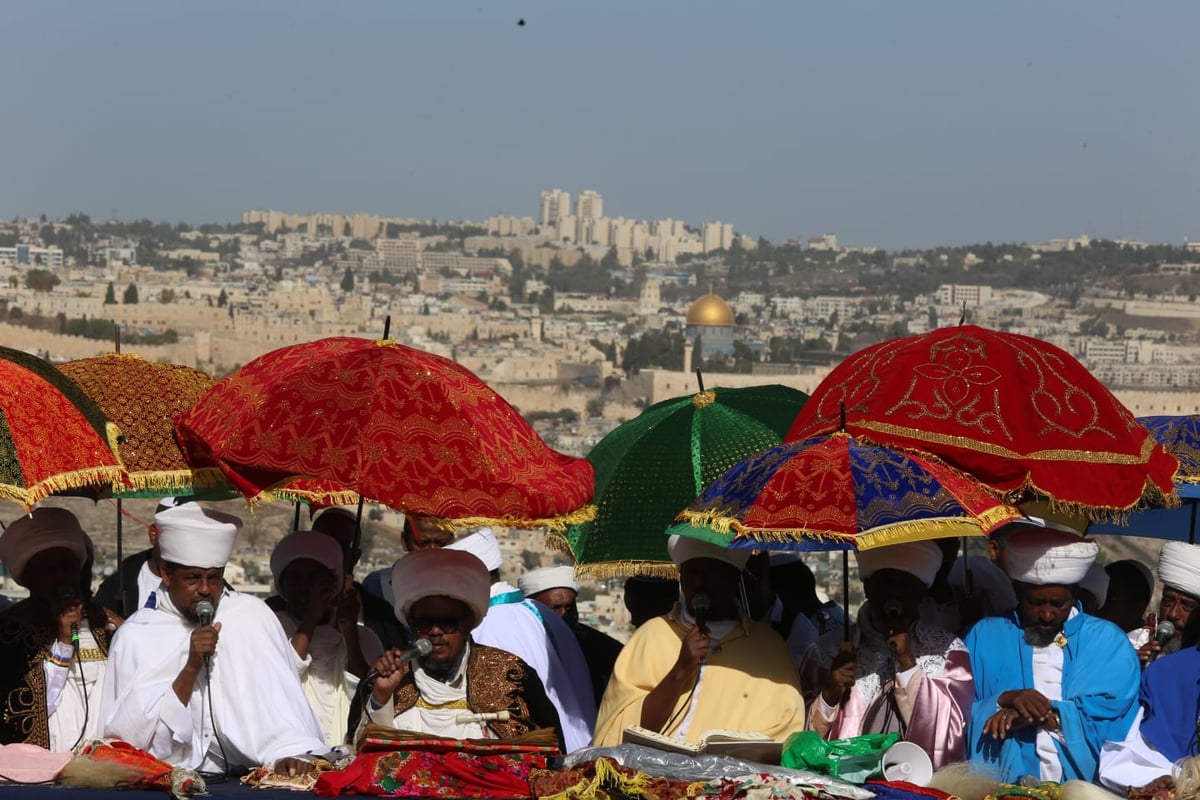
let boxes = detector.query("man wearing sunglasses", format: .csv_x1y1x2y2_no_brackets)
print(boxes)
359,548,563,750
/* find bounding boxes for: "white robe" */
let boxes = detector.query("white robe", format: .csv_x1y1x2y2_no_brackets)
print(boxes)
44,621,106,751
276,613,382,747
469,582,596,752
100,588,327,771
1099,707,1178,791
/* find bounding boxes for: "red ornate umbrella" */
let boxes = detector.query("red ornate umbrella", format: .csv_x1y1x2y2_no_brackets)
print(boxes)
58,353,230,497
0,346,128,509
787,325,1178,519
174,336,596,530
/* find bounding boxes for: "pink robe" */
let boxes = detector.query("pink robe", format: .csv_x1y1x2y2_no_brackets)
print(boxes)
800,615,973,769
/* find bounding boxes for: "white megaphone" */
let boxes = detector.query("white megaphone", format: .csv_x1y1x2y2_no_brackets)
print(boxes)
880,741,934,786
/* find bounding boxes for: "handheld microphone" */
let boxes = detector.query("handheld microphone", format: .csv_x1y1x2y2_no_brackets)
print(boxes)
55,585,81,647
691,592,712,632
1154,620,1176,647
364,638,433,684
196,600,216,671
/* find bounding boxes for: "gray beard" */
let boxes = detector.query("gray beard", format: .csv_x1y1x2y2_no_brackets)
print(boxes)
1024,625,1059,647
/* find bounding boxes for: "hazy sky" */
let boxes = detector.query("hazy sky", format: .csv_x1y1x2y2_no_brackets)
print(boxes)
2,1,1196,249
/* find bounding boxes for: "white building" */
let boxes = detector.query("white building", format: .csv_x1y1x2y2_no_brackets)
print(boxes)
539,189,572,228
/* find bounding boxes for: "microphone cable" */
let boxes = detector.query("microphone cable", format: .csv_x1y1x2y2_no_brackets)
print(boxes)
68,622,89,753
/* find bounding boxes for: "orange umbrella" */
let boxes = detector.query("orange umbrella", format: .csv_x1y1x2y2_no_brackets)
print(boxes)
58,353,230,498
0,346,127,509
788,325,1179,520
175,336,596,530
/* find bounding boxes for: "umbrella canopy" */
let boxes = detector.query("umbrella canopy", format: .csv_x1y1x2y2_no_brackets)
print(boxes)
0,346,128,509
553,384,809,578
174,336,595,530
57,353,233,498
678,432,1023,551
787,325,1178,520
1089,415,1200,542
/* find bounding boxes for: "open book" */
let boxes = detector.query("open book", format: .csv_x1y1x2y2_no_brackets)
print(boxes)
622,725,782,765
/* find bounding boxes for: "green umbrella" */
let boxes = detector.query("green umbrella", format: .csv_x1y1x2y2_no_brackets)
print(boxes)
550,382,808,578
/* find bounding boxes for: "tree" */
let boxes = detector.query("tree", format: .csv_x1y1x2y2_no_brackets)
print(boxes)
585,396,606,419
159,288,176,303
123,283,139,304
340,267,355,293
601,246,620,270
217,288,228,307
24,269,60,293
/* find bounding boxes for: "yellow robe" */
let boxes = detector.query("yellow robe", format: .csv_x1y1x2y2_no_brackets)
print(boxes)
593,608,805,746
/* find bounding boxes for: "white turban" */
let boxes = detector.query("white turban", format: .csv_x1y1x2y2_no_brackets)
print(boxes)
445,527,503,572
1157,541,1200,599
1079,563,1110,607
854,540,943,588
0,507,91,586
519,566,579,598
155,502,243,569
666,535,751,571
269,531,344,594
391,548,491,628
1005,526,1098,585
949,556,1017,617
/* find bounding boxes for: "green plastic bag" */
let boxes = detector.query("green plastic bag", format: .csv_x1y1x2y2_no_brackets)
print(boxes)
781,731,901,783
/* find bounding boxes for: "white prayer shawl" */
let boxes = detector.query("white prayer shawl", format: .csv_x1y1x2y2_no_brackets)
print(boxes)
44,621,106,751
1099,707,1178,791
100,588,326,771
276,613,354,748
470,582,597,752
367,642,494,740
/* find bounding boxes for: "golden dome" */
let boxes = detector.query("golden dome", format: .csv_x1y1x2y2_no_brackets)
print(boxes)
686,293,735,327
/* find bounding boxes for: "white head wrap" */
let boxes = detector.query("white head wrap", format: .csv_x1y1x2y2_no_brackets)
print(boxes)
518,566,579,598
854,540,944,588
666,535,751,571
269,531,344,594
1078,563,1110,607
155,502,242,569
391,548,490,628
949,555,1018,617
445,527,502,572
1157,541,1200,599
0,507,91,586
1005,525,1098,585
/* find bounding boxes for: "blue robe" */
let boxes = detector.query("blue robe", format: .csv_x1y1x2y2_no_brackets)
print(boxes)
1139,645,1200,763
964,608,1139,782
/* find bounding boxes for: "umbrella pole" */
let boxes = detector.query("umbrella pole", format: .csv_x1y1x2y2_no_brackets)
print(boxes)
352,498,365,553
115,497,123,613
1191,500,1197,546
962,536,974,596
842,550,851,643
292,502,301,532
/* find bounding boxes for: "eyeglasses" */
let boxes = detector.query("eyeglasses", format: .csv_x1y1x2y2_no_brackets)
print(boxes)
411,614,464,633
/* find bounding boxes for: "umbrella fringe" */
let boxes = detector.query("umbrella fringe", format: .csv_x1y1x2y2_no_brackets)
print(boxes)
545,531,575,558
1003,476,1181,526
123,468,228,494
573,560,679,581
437,505,597,533
675,509,740,534
0,466,129,511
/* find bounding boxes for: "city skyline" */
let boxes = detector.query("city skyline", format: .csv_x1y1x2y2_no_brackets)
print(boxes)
1,1,1196,250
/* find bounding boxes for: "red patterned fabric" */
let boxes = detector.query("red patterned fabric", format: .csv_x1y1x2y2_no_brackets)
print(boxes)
0,345,127,509
58,354,226,496
175,337,594,530
314,748,549,798
787,326,1179,518
75,740,203,794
